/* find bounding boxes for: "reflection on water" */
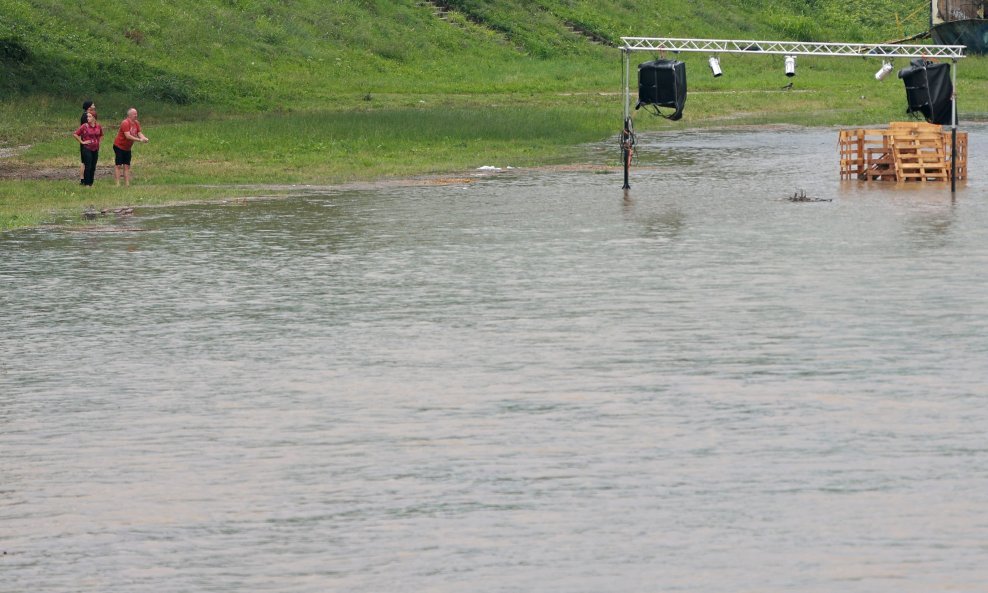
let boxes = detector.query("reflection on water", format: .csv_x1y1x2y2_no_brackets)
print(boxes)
623,196,687,243
2,126,988,593
902,200,957,250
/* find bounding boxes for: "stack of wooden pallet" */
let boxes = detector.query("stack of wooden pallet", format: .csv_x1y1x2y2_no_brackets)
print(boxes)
838,122,967,182
890,122,948,182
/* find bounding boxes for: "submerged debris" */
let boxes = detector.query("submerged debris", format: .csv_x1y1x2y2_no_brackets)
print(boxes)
786,189,832,203
82,206,136,219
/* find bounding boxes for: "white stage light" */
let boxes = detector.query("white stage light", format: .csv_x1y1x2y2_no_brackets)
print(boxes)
784,55,796,77
708,56,723,77
875,61,893,81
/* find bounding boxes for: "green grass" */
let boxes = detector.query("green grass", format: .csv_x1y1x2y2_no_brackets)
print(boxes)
0,182,266,230
138,103,613,183
0,0,936,105
15,100,617,183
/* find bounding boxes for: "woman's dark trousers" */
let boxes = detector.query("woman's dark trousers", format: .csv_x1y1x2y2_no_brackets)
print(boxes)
82,149,99,186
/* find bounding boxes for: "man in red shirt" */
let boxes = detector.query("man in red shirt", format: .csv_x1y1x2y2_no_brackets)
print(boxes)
113,107,149,187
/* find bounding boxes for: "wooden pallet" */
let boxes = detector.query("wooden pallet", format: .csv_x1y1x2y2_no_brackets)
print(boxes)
838,129,862,179
891,126,948,182
838,128,896,181
947,128,968,180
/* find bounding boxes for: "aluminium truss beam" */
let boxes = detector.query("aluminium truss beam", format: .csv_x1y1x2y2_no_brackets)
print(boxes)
620,37,967,59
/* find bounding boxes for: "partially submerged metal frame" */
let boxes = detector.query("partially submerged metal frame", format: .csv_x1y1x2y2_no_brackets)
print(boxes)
619,37,966,191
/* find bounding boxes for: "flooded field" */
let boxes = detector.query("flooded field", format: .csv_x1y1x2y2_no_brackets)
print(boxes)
2,126,987,593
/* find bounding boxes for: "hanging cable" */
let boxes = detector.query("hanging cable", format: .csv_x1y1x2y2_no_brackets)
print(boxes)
619,116,637,165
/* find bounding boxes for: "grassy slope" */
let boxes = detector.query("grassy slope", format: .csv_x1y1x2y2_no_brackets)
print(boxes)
0,0,944,114
2,0,986,230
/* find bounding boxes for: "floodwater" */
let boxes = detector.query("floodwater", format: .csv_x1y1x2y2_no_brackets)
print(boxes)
2,126,987,593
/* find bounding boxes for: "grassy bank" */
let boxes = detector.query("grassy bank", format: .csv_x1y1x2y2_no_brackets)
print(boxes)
0,98,616,230
3,0,987,231
0,183,269,231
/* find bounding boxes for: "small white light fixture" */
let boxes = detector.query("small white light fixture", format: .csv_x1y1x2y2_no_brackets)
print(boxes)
708,56,723,77
874,61,893,81
784,55,796,77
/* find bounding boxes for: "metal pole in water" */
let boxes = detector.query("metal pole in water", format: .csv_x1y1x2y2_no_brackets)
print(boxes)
622,117,631,190
622,48,631,189
950,59,958,193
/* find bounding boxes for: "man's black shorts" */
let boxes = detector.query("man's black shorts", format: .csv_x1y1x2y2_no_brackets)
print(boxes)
113,145,132,166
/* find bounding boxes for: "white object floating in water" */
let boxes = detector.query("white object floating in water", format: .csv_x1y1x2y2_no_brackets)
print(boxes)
476,166,502,171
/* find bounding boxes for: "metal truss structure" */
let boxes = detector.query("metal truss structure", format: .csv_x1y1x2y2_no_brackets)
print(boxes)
619,37,966,59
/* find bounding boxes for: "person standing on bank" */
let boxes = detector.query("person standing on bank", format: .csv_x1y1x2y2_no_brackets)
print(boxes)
73,111,103,187
113,107,149,187
78,100,97,184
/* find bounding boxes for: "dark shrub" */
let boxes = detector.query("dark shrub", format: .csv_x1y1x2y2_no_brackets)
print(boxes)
0,37,30,63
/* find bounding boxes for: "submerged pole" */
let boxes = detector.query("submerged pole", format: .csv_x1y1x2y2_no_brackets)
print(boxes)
622,48,631,189
951,59,958,193
621,116,633,190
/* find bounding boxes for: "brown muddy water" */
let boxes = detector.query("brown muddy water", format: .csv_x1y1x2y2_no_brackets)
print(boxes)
2,126,987,593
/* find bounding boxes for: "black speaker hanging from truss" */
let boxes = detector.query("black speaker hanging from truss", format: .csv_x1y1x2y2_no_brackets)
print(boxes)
898,58,954,125
636,59,687,121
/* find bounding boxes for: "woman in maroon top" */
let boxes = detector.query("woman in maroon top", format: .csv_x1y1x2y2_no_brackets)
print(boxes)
78,100,96,184
73,112,103,187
